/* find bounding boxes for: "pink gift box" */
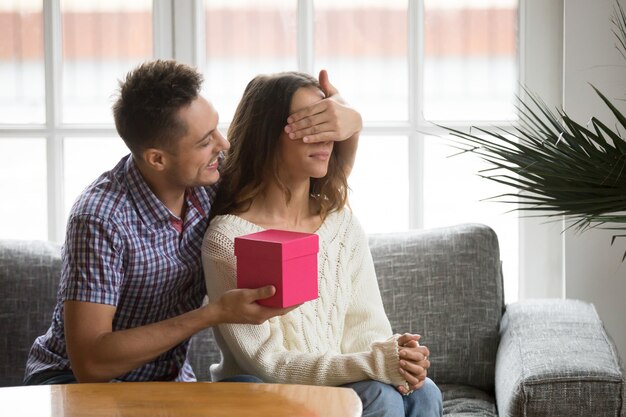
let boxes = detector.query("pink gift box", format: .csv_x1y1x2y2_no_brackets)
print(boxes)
234,229,319,308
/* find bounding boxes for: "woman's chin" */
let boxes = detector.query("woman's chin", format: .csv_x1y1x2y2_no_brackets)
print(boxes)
310,170,329,179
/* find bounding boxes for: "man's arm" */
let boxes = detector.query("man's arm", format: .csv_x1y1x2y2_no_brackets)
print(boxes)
65,285,294,382
284,69,362,177
62,215,295,383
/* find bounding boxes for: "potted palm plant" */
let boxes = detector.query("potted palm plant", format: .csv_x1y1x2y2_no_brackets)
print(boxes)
445,1,626,258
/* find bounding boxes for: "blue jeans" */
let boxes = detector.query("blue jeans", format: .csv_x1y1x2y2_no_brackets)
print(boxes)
342,378,443,417
218,375,263,383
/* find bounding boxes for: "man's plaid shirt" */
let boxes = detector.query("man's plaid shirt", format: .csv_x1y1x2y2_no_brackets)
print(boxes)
25,155,217,382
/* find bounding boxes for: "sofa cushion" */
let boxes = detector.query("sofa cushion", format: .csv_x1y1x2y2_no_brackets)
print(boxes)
440,384,497,417
369,223,503,392
0,240,61,387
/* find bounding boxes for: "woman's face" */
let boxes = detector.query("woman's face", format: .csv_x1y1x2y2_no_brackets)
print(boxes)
278,86,334,181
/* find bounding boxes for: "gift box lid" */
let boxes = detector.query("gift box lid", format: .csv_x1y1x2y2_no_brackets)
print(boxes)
234,229,319,261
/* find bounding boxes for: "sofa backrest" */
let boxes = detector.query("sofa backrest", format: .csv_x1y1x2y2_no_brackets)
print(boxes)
0,238,221,387
369,223,503,392
1,223,503,390
0,240,62,387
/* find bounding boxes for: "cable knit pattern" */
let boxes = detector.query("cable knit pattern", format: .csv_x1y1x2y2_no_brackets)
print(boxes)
201,209,406,387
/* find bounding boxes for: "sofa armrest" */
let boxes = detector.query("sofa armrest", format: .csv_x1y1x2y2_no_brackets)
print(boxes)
495,299,624,417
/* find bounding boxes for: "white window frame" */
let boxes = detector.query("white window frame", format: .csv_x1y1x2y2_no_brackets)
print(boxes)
517,0,565,299
0,0,564,299
0,0,177,242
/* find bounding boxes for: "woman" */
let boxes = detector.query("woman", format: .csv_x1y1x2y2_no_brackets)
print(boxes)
201,72,442,417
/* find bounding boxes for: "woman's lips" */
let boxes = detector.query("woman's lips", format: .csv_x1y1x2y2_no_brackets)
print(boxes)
309,152,330,160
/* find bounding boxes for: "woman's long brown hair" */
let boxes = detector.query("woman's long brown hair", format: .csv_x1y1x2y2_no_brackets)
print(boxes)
211,71,348,221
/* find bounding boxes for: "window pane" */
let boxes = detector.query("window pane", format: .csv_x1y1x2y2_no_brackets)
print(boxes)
423,135,518,302
0,1,45,124
423,0,518,121
315,0,408,122
203,0,297,123
61,0,153,124
63,137,129,220
349,136,409,233
0,138,47,239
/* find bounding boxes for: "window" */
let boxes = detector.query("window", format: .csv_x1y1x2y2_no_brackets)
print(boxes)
0,0,521,301
0,0,153,241
61,0,153,124
423,0,518,120
421,0,519,302
0,1,45,124
201,0,519,301
203,0,298,122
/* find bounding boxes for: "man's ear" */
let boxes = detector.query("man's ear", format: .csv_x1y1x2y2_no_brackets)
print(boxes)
142,148,167,171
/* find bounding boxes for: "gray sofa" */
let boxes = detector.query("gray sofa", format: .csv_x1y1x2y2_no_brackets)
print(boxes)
1,224,624,416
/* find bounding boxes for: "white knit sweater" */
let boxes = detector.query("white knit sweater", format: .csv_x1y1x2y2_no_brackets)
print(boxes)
201,209,406,387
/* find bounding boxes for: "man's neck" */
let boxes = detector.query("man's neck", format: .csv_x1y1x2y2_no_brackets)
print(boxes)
159,191,187,219
134,158,187,217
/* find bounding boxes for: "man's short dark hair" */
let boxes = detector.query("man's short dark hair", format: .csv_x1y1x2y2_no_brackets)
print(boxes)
113,60,203,155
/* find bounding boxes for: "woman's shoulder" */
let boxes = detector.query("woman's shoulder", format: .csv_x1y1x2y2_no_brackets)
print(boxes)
326,207,364,228
320,208,366,240
202,214,265,262
205,214,263,242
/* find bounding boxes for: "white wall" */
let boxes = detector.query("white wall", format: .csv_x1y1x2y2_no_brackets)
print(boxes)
519,0,565,301
562,0,626,362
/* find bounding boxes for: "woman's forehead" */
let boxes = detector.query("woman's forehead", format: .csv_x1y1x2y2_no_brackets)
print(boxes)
291,86,325,113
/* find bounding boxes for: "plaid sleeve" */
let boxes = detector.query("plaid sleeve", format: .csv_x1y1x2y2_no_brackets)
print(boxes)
60,215,125,306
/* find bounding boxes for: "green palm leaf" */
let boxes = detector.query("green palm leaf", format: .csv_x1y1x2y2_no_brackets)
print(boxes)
444,96,626,228
442,0,626,258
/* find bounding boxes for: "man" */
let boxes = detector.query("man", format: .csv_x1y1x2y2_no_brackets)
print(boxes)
24,60,362,384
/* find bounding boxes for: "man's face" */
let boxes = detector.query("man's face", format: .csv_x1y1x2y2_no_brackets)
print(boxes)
164,96,229,188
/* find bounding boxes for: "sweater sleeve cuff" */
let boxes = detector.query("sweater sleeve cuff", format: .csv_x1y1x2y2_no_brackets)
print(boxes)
371,334,409,389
